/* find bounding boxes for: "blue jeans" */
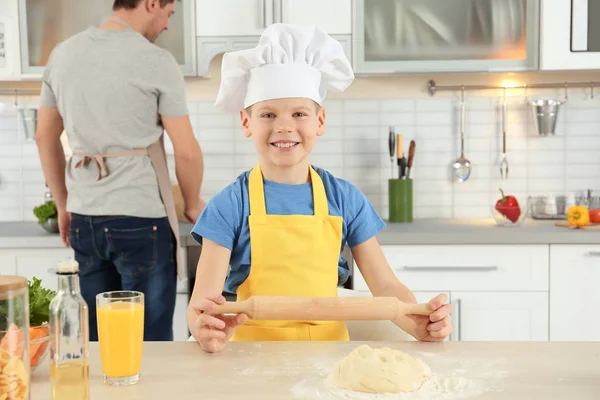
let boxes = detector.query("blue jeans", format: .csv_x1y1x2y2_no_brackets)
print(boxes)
69,214,177,341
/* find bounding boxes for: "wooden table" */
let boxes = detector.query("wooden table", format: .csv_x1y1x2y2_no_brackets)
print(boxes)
31,341,600,399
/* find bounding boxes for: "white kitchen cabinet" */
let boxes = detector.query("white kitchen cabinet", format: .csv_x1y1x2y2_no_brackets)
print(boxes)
352,245,550,342
540,0,600,70
452,292,548,341
196,0,351,37
550,245,600,341
353,245,549,292
17,0,196,77
14,248,74,292
353,0,540,74
196,0,271,37
280,0,351,34
173,293,189,341
195,0,352,76
0,0,21,80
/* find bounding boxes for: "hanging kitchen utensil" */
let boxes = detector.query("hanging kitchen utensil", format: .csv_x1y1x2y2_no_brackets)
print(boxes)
452,89,471,182
209,295,434,321
19,107,38,142
406,140,416,179
388,127,396,179
500,89,509,179
530,99,563,136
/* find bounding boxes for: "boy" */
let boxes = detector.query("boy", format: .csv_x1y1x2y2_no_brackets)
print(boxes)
187,23,452,353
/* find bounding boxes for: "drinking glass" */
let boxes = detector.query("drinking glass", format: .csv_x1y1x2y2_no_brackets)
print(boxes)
96,291,144,386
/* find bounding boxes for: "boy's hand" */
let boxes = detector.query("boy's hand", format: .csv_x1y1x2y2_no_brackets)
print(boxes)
191,294,248,353
407,293,453,342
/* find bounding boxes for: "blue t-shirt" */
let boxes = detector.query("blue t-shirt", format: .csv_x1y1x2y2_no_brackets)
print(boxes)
191,166,386,294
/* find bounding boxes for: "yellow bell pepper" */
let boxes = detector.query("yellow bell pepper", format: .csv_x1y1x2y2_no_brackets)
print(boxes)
567,206,590,227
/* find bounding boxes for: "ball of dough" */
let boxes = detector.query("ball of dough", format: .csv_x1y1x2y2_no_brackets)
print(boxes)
328,344,431,394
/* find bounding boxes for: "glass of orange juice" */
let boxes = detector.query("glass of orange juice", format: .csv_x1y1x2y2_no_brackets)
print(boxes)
96,291,144,386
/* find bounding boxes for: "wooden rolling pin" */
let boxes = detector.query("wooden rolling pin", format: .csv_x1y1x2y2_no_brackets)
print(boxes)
209,296,433,321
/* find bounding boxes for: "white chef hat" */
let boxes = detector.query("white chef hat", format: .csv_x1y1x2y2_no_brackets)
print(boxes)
214,23,354,113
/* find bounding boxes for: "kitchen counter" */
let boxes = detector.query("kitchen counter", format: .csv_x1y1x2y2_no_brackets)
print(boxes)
1,218,599,249
30,341,600,399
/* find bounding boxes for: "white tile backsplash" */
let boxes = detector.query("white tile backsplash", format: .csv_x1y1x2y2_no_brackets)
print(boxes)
1,92,599,222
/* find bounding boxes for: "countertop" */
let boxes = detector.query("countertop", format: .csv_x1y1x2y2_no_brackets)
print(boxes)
30,341,600,399
1,219,599,249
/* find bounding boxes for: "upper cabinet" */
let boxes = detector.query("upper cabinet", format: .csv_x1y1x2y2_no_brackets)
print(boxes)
16,0,196,77
195,0,352,76
352,0,540,74
0,0,21,80
540,0,600,70
196,0,351,37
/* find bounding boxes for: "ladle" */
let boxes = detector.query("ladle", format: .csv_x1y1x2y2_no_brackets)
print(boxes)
453,89,471,182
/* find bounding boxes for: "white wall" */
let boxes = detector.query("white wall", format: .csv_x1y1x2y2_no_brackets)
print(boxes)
1,56,599,221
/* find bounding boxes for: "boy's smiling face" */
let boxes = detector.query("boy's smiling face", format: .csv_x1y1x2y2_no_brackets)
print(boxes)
240,97,326,171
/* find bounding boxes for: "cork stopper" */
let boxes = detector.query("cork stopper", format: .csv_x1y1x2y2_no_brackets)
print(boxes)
57,258,79,274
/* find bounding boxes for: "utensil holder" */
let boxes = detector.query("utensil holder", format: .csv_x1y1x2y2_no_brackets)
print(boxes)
389,179,413,223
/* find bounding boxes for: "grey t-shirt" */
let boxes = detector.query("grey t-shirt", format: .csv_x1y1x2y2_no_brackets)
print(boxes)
40,26,188,218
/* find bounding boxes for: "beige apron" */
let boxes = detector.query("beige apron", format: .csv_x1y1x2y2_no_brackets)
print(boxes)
72,136,183,278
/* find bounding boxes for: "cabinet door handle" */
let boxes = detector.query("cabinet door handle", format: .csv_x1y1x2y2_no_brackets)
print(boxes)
585,251,600,257
457,299,462,341
402,266,498,272
450,298,462,341
279,0,284,23
259,0,266,28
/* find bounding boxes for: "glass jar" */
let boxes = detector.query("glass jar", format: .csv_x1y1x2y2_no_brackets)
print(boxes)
0,275,31,400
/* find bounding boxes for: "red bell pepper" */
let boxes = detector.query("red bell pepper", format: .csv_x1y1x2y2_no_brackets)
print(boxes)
495,189,521,223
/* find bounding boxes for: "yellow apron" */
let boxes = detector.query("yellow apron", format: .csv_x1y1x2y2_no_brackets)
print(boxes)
231,164,349,341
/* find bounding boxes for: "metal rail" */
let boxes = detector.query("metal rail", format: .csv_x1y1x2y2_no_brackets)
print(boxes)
427,79,599,97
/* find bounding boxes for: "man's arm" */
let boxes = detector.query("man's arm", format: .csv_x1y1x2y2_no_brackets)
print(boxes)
35,107,66,210
35,106,71,246
161,115,205,222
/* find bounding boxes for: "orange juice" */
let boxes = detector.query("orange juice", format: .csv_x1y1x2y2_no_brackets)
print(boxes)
97,301,144,377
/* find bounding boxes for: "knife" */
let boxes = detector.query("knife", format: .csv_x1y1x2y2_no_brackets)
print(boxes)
388,127,396,179
406,140,416,179
209,296,434,321
396,134,406,179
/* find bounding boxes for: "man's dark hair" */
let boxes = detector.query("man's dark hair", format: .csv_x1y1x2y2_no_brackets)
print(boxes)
113,0,176,10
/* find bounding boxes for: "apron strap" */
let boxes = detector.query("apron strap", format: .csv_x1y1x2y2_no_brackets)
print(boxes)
248,164,329,218
73,149,148,181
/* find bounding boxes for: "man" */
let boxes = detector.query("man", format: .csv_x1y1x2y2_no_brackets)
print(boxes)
35,0,204,341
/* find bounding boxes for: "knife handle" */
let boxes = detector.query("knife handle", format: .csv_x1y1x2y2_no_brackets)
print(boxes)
407,140,416,168
396,134,403,160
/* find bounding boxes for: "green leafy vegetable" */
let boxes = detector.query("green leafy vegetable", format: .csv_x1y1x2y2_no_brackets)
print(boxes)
33,201,58,224
28,277,56,326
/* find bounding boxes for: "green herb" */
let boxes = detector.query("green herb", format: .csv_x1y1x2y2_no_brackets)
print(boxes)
0,278,56,330
33,201,58,224
28,277,56,326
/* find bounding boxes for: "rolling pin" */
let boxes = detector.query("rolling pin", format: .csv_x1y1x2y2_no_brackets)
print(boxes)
209,296,433,321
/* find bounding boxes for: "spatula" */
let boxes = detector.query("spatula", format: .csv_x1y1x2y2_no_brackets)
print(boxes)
209,296,433,321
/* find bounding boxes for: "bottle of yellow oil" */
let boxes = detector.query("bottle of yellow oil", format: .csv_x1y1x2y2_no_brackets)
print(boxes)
49,258,90,399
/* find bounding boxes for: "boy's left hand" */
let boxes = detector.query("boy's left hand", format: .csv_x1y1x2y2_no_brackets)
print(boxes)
407,293,453,342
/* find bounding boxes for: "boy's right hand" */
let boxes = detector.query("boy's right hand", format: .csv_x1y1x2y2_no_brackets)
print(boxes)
191,294,248,353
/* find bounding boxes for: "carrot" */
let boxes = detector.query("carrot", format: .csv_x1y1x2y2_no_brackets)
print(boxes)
29,325,49,366
0,323,24,359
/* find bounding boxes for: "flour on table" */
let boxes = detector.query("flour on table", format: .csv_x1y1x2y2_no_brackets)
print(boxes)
291,349,509,400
